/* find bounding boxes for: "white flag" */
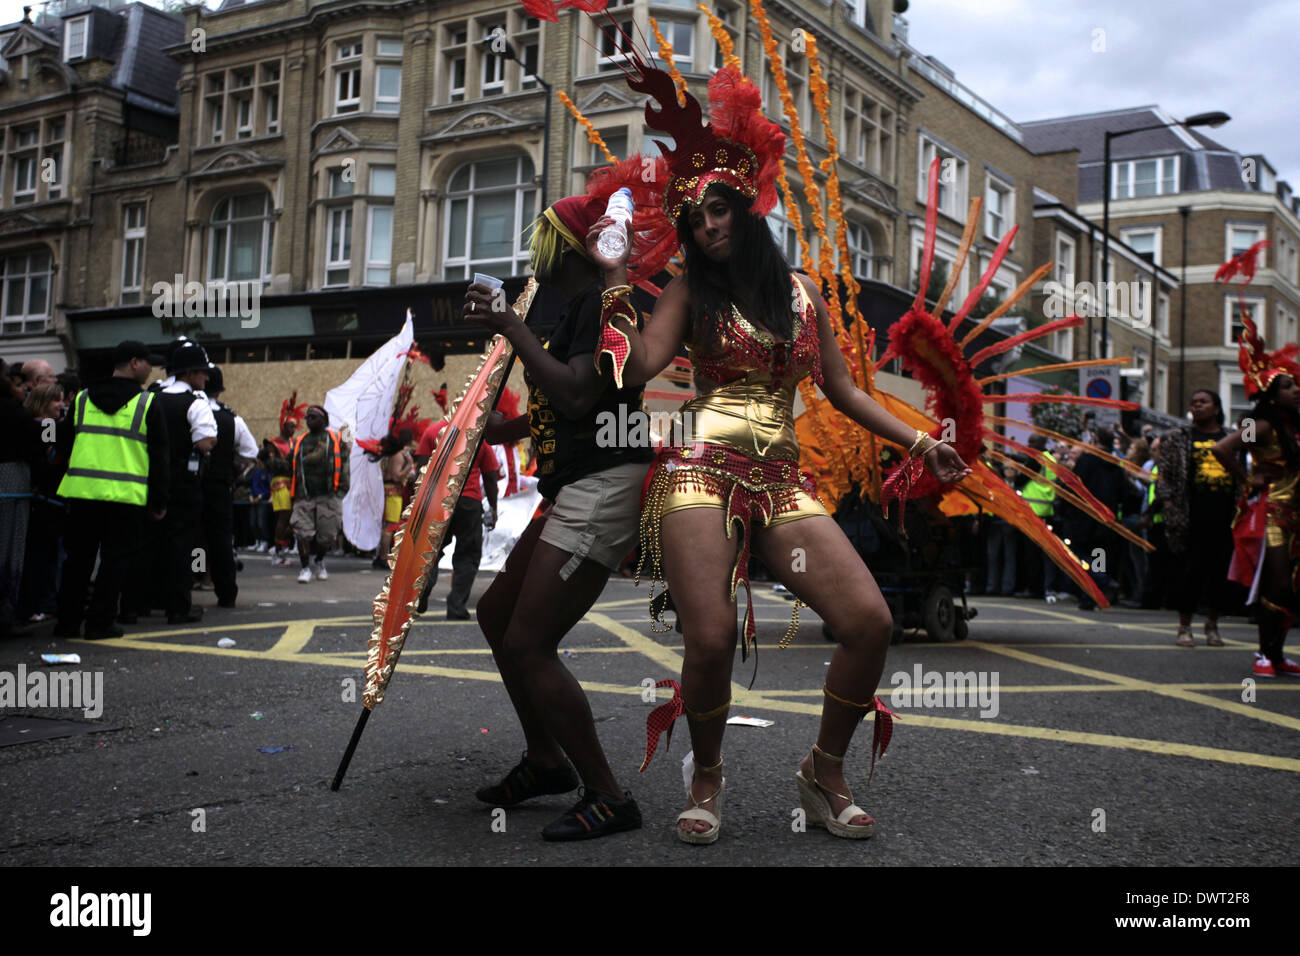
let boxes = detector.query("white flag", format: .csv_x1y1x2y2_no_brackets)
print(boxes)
326,311,414,552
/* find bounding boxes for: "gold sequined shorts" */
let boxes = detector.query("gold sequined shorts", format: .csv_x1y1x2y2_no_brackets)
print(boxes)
660,482,828,526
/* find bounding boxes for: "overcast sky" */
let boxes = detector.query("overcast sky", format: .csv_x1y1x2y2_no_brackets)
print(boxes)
902,0,1299,182
2,0,1295,184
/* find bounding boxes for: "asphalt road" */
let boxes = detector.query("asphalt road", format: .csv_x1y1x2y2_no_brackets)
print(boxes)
2,552,1297,867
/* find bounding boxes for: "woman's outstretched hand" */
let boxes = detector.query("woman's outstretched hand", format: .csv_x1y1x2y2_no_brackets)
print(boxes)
925,444,971,483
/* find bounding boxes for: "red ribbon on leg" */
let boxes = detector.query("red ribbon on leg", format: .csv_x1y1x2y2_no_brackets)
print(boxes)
867,696,898,788
640,679,683,772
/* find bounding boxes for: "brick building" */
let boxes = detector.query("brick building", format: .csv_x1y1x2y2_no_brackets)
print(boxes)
1023,106,1300,423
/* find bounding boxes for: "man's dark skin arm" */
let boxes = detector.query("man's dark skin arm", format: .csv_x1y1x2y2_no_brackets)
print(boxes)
483,411,530,445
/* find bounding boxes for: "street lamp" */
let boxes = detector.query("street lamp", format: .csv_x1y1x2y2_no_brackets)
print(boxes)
485,37,552,212
1100,111,1229,363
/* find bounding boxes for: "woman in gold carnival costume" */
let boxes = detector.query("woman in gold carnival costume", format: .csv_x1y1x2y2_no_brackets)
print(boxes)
460,193,654,841
1213,315,1300,679
582,58,969,842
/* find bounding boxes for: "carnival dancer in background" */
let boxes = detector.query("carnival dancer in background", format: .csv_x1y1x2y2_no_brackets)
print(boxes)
275,405,350,584
263,393,305,566
1213,326,1300,678
461,193,654,841
368,430,414,569
588,59,968,844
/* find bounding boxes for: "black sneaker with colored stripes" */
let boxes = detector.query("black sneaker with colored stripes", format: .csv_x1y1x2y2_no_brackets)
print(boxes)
475,753,580,807
541,788,642,842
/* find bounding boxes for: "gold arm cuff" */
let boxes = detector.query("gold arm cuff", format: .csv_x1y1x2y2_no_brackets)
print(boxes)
684,698,732,722
823,683,873,710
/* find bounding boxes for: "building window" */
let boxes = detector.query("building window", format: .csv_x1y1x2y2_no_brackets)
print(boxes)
1131,346,1149,405
203,61,282,143
1121,226,1161,265
590,127,628,165
597,14,636,72
842,86,893,177
984,174,1013,241
710,5,738,71
375,38,403,113
1111,156,1178,199
64,15,88,61
444,24,467,103
11,125,38,204
661,20,694,72
366,165,395,285
1,248,53,335
766,193,800,265
480,22,506,96
1227,223,1266,260
325,207,352,286
334,40,363,114
1053,233,1075,285
443,157,537,280
121,202,147,305
764,41,808,134
846,221,873,279
1157,291,1170,336
918,134,967,220
1154,361,1168,413
1225,296,1264,348
1277,230,1299,285
1278,303,1298,347
209,191,274,282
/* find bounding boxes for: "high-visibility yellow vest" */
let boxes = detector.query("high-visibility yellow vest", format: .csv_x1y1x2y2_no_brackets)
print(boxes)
1147,464,1162,524
1021,451,1056,517
58,389,153,506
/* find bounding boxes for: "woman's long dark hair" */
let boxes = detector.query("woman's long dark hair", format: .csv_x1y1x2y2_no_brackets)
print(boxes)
677,184,795,342
1248,374,1300,470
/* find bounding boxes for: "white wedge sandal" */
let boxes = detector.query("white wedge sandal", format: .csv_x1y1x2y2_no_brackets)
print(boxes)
795,745,876,839
677,759,725,845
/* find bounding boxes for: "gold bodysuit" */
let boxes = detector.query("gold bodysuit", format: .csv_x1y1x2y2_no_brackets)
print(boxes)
638,274,827,658
1254,425,1299,551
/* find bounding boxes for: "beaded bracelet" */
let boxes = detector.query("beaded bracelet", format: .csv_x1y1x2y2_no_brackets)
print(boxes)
600,284,633,310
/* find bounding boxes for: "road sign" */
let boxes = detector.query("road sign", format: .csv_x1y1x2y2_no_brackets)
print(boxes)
1080,366,1121,427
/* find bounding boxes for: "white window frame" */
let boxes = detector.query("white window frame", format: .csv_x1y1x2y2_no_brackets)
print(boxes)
846,220,873,279
480,22,507,95
325,205,353,287
910,230,967,303
334,40,363,114
1277,302,1298,346
375,63,402,112
1226,223,1266,261
1052,232,1075,286
13,151,37,204
1120,225,1162,266
596,15,636,73
210,100,224,143
1131,346,1150,405
1224,295,1265,348
1157,290,1170,336
208,192,275,283
441,156,538,280
235,95,253,138
121,202,147,305
1,248,54,335
710,5,738,72
661,19,695,73
1154,361,1168,413
767,194,800,266
64,16,88,61
984,173,1013,241
917,134,967,221
365,205,393,286
1111,156,1179,200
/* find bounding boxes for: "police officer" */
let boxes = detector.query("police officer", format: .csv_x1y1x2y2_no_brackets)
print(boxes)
55,341,170,640
200,364,258,607
153,341,217,624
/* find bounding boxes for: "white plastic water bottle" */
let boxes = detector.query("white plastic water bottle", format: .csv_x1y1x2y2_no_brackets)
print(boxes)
596,188,634,260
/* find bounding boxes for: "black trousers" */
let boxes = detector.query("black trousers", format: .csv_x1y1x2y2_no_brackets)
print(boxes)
201,482,237,605
57,500,145,631
428,496,484,615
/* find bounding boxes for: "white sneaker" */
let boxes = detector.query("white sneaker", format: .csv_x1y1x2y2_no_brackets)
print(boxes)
297,567,313,584
1045,593,1058,604
312,559,328,581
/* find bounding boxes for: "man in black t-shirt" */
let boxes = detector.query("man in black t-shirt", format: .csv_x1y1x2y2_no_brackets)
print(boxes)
462,194,652,842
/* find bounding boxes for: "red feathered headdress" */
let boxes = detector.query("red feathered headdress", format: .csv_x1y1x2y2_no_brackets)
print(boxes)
279,391,307,431
1215,239,1299,395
